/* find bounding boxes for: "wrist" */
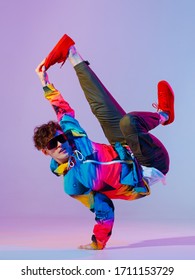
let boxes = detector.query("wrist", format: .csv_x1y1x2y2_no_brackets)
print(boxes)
40,79,48,87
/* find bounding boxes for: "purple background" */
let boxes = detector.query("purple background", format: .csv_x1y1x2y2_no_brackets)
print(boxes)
1,0,194,224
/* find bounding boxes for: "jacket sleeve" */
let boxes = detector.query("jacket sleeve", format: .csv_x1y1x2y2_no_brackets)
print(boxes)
72,191,114,250
43,84,75,121
43,84,89,139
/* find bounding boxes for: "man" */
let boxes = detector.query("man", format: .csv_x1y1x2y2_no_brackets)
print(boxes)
34,34,174,250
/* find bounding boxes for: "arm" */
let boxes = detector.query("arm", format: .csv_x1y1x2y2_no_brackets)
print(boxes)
35,60,75,121
72,191,114,250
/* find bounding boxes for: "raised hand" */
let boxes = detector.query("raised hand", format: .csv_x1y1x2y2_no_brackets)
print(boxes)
35,59,50,86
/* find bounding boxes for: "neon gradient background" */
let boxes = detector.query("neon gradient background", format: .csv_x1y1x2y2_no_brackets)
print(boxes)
0,0,195,259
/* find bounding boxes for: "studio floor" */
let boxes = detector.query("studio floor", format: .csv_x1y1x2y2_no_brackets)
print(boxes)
0,217,195,260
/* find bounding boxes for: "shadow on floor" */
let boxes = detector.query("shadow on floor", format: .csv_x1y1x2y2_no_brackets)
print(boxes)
107,236,195,250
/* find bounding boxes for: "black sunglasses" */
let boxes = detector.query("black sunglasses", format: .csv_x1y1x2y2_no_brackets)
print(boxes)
46,134,67,150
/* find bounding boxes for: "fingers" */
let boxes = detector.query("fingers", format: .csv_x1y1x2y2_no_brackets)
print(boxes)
78,243,96,250
35,59,46,73
35,58,50,86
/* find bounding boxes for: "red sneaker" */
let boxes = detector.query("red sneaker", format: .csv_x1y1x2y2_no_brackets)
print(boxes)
44,34,75,70
156,80,175,125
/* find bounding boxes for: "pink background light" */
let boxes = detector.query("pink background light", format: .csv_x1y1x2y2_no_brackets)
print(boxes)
0,0,194,255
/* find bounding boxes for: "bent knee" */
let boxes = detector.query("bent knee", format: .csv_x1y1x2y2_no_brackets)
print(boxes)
120,112,139,134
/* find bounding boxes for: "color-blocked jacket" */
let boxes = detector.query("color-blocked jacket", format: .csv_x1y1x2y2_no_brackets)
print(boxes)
43,84,149,249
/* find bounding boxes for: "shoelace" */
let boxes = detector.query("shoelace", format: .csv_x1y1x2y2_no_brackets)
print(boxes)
152,102,160,110
152,102,164,112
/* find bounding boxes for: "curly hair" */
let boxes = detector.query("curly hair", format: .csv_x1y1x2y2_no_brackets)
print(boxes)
33,121,62,150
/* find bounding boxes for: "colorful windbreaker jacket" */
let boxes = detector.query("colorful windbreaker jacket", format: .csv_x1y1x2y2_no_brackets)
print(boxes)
44,84,150,249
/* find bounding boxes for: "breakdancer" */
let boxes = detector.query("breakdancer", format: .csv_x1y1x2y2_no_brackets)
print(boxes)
34,34,174,250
